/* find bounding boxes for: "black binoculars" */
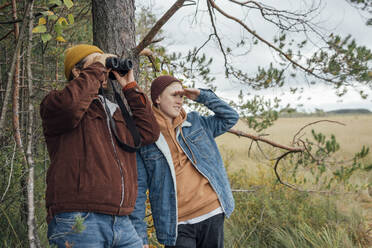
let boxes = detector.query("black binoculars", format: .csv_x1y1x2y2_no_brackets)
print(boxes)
105,57,133,80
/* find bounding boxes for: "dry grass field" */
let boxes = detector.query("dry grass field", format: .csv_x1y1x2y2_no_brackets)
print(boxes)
216,114,372,240
217,114,372,172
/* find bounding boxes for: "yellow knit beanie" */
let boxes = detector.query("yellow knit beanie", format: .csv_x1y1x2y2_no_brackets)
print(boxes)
64,44,104,80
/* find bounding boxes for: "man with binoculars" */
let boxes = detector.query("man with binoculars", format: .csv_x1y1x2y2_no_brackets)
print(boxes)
40,44,160,247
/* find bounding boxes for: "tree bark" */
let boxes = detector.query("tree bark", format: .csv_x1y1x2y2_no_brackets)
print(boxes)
91,0,138,102
0,31,14,133
11,0,22,150
92,0,136,55
10,0,27,228
0,51,2,103
92,0,138,71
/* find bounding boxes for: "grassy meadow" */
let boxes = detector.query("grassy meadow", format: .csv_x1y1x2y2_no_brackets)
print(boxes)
215,114,372,247
217,114,372,172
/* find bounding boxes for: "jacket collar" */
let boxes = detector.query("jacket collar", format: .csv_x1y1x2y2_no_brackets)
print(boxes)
182,120,191,127
98,95,118,117
152,105,190,130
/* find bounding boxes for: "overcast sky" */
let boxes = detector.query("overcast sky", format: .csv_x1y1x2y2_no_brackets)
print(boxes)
139,0,372,112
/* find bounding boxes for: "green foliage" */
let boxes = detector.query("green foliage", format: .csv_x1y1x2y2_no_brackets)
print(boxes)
144,159,371,247
273,223,355,248
135,7,216,114
346,0,372,26
72,215,86,233
32,0,76,43
230,91,293,132
307,34,372,97
226,63,286,90
285,129,371,190
224,166,371,247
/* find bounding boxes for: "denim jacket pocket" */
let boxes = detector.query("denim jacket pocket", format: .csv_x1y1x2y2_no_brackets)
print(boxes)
186,128,215,159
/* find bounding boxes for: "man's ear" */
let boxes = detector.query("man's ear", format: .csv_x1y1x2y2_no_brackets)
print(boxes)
71,67,80,78
156,96,161,105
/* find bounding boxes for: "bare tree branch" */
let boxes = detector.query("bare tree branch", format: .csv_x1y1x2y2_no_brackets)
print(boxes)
232,189,258,192
228,128,305,152
0,3,60,25
206,1,228,68
0,29,13,42
228,0,324,35
0,143,16,203
0,0,33,133
274,151,298,189
0,2,11,10
292,119,346,145
207,0,340,84
133,0,188,56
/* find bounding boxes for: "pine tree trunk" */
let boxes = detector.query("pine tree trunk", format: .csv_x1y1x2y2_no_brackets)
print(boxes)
92,0,138,71
11,0,22,150
10,0,29,230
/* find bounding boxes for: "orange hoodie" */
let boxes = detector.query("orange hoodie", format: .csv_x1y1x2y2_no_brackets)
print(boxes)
153,106,221,222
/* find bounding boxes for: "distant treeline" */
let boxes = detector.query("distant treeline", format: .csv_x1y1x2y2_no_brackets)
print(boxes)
326,108,372,114
280,108,372,117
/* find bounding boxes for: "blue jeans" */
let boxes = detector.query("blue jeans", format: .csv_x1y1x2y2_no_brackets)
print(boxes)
48,212,143,248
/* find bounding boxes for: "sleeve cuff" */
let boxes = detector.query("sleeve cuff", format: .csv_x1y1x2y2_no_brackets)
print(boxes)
195,88,212,103
122,81,137,91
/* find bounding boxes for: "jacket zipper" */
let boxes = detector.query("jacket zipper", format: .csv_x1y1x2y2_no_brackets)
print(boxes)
109,128,125,207
100,99,125,207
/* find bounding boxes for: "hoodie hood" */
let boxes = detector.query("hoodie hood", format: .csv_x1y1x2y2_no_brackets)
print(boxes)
152,105,187,132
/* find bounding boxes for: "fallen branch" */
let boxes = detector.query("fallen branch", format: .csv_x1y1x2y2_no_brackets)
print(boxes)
232,189,258,193
292,119,346,145
228,129,304,152
273,151,299,190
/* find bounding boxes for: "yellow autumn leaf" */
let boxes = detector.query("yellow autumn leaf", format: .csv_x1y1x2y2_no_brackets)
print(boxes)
42,10,54,16
57,17,68,25
38,17,46,25
32,25,46,33
56,36,66,42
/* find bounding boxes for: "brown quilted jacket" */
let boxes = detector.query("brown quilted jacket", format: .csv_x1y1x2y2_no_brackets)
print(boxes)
40,62,159,223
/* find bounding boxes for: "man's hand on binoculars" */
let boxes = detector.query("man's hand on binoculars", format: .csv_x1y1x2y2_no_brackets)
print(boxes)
112,69,135,88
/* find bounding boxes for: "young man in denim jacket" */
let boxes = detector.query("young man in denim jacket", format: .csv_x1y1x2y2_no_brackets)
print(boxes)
130,75,239,247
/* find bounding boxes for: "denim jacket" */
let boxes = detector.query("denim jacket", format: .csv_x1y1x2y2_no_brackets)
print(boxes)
129,89,239,245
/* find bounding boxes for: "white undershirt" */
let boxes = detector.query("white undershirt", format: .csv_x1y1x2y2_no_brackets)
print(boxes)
178,207,223,225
